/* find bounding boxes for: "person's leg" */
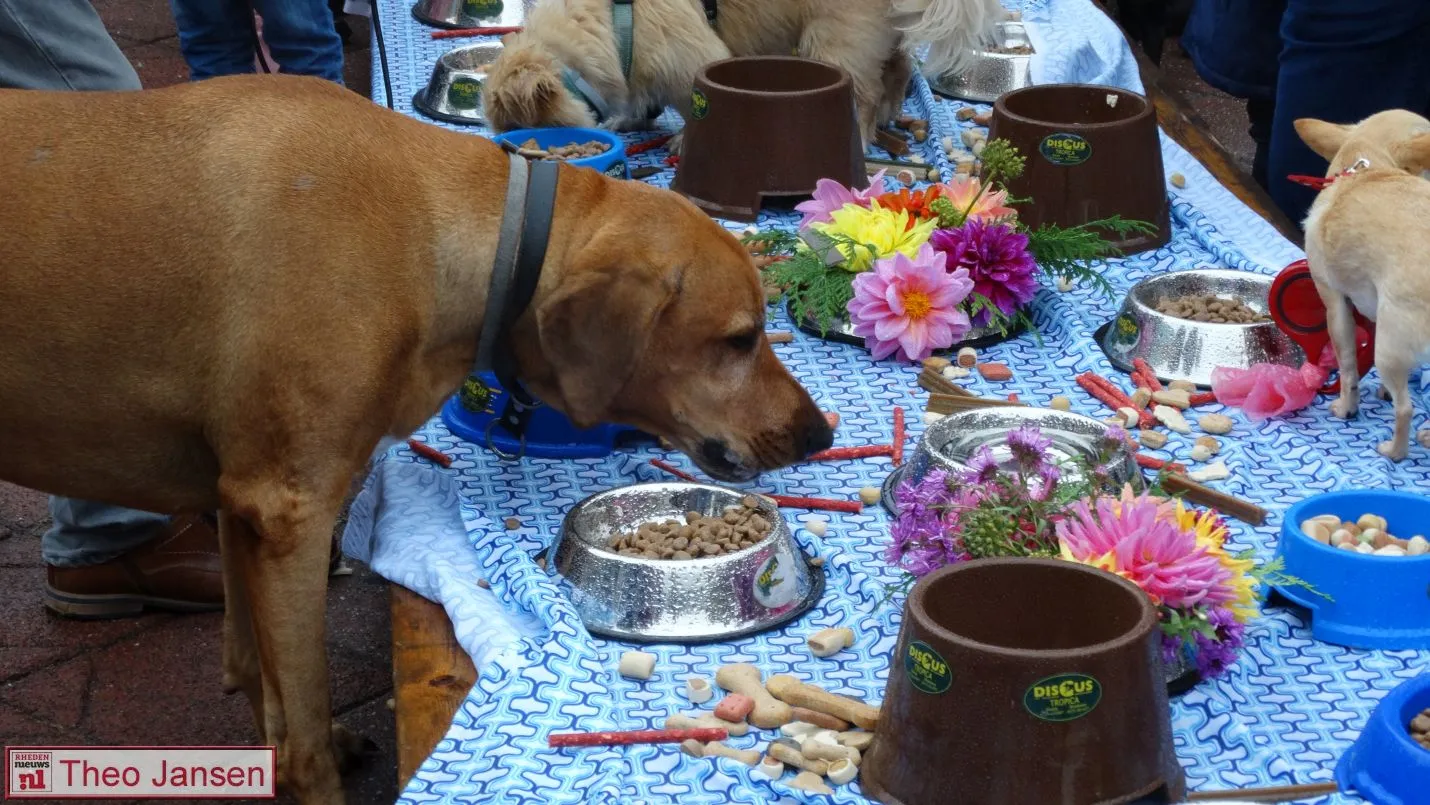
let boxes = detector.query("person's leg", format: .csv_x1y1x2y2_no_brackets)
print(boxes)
43,498,170,567
1267,0,1430,225
251,0,344,84
1246,96,1276,190
0,0,141,90
168,0,261,81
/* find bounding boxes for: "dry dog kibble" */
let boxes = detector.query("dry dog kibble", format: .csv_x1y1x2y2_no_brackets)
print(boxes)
1199,414,1234,435
1050,396,1072,411
858,486,881,505
504,517,522,530
516,137,611,161
1318,514,1428,558
1170,172,1187,188
1154,294,1269,324
1410,708,1430,750
606,498,773,559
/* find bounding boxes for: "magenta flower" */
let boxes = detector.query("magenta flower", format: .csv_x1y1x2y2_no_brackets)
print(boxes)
794,170,888,230
929,220,1040,325
847,243,975,362
1056,494,1237,611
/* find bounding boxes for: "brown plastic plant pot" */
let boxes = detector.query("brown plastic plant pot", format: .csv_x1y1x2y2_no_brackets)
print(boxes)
989,84,1172,255
671,56,866,222
862,558,1186,805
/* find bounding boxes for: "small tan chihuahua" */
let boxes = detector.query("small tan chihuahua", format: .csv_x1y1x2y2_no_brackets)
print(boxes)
1296,110,1430,461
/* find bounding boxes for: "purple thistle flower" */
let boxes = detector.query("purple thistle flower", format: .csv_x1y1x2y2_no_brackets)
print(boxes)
1006,424,1052,472
959,445,1002,485
929,220,1040,326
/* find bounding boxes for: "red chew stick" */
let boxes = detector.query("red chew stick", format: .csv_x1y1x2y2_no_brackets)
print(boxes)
663,155,680,166
548,727,728,748
408,439,452,468
1088,373,1155,428
892,406,906,467
649,458,698,483
1133,359,1163,391
806,445,894,462
1135,454,1187,474
625,134,673,155
767,495,864,514
1076,373,1126,414
431,25,523,39
1189,391,1217,406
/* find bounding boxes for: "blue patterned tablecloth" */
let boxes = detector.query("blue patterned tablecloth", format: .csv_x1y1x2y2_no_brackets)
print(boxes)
343,1,1430,802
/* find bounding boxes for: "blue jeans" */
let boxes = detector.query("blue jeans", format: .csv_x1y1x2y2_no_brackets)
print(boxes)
0,0,171,566
169,0,344,84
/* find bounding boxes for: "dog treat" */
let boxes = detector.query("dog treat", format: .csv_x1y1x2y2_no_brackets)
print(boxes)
1195,435,1221,454
807,444,894,462
1189,391,1218,406
767,494,863,514
957,346,978,367
516,138,611,161
408,438,453,468
1199,413,1234,435
548,727,726,748
1356,543,1375,555
972,111,992,126
779,721,821,738
910,155,926,165
1131,387,1154,409
766,330,794,344
942,366,971,380
1170,172,1187,188
896,168,917,186
619,650,657,680
681,739,706,758
1138,429,1168,450
665,713,751,737
1048,395,1071,411
789,770,836,795
789,707,850,731
893,406,906,466
804,734,857,757
606,499,773,559
477,578,490,589
837,731,875,751
913,129,929,143
828,758,860,785
504,517,522,530
1155,405,1192,434
875,128,911,156
1153,389,1192,409
1132,358,1165,391
768,741,829,775
977,362,1013,381
714,694,756,723
923,356,952,372
1409,536,1429,556
765,675,880,730
1189,461,1230,482
858,486,881,505
649,457,699,482
1411,708,1430,750
703,741,760,766
807,627,856,658
805,517,828,538
1376,545,1407,556
1190,444,1214,462
754,756,784,780
1357,514,1388,531
809,556,826,567
1169,379,1197,393
716,664,793,729
955,107,977,121
926,392,1022,415
685,677,714,704
1154,294,1269,324
927,167,942,182
920,366,973,397
1136,454,1187,474
1313,514,1427,558
1118,406,1141,428
972,139,987,156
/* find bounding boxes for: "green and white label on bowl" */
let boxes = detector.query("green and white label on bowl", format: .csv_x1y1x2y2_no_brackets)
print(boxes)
1039,132,1092,166
603,160,627,179
753,553,797,609
462,0,504,18
446,77,482,110
690,89,710,120
904,640,952,695
1024,673,1102,721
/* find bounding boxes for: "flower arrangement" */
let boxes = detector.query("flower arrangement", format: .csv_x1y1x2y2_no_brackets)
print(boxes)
888,425,1319,679
747,139,1156,362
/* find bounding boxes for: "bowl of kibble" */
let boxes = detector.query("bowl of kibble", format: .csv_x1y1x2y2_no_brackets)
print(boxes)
1274,489,1430,651
550,482,823,643
413,42,504,126
1097,267,1304,388
1335,672,1430,804
491,127,629,179
928,19,1034,104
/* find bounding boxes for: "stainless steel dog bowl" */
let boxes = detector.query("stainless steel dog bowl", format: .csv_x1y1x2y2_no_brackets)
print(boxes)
929,21,1034,103
550,482,823,643
412,43,504,126
1097,268,1305,388
882,406,1142,516
412,0,533,30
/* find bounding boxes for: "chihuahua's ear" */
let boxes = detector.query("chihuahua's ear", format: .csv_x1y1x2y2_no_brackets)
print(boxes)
1391,133,1430,176
1295,118,1354,162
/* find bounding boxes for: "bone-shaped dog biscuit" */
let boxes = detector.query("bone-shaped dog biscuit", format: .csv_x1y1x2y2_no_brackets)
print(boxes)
803,741,861,765
715,664,793,729
789,771,835,796
703,742,760,767
665,713,749,737
767,741,829,775
765,674,880,730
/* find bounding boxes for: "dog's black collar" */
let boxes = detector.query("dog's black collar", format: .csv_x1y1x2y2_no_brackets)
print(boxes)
473,145,560,458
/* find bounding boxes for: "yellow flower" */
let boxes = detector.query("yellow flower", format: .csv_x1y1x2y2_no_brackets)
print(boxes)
1172,501,1259,621
808,203,935,272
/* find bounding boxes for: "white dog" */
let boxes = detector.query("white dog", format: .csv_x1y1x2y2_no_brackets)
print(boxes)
1296,109,1430,460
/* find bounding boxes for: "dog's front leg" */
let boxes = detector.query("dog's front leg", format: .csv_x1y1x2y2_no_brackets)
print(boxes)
1318,284,1361,419
223,490,349,805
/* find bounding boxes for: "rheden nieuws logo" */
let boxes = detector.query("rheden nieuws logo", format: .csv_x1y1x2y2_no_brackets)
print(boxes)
5,747,275,800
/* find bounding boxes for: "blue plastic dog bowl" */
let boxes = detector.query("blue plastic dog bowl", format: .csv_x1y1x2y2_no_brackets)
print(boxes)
1274,490,1430,650
1335,673,1430,804
490,127,629,179
440,372,646,459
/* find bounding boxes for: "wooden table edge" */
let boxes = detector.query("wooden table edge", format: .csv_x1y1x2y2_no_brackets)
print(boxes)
388,31,1303,793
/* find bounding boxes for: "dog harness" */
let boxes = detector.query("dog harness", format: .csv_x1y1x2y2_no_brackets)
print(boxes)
473,146,561,458
1287,157,1371,190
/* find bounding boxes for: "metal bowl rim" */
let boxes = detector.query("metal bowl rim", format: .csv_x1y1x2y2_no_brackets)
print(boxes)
1125,268,1278,329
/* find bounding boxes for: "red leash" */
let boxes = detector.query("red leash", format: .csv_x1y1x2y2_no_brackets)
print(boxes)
1287,157,1372,190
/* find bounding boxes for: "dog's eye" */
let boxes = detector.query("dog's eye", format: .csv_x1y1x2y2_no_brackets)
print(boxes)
726,330,760,352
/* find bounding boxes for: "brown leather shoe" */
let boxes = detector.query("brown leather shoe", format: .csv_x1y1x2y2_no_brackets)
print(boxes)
45,514,225,619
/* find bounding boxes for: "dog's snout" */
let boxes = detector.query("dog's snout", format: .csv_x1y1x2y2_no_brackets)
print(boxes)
801,416,835,457
700,438,733,467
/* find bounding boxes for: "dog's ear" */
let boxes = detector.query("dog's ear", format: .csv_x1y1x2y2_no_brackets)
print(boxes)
536,264,680,427
1295,118,1353,162
1391,133,1430,175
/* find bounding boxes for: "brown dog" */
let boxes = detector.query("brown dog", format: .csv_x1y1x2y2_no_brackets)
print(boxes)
0,74,831,803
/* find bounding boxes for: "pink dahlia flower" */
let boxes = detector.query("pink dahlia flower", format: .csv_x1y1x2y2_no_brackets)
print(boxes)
847,243,975,362
929,219,1039,326
940,176,1017,224
794,170,888,230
